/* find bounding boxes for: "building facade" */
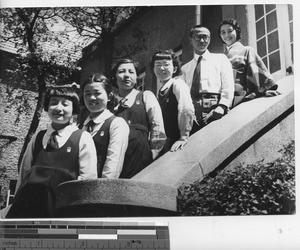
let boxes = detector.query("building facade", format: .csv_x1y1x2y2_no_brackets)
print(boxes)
79,4,294,94
0,4,294,207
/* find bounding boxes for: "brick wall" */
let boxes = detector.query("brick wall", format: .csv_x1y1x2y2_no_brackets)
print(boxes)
79,6,234,94
0,82,50,206
112,6,196,93
79,49,102,88
78,6,196,93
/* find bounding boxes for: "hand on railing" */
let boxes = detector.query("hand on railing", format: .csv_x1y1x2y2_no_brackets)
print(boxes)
265,90,281,97
170,137,188,152
203,106,224,125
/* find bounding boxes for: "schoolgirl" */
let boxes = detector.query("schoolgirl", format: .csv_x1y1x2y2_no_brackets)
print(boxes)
7,83,97,218
151,50,194,151
110,58,166,178
81,73,129,178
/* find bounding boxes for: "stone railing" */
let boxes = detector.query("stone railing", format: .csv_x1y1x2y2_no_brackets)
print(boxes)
55,75,294,217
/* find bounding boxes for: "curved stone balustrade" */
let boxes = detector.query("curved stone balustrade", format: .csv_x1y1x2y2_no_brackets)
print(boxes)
56,178,178,217
49,75,296,217
133,75,294,187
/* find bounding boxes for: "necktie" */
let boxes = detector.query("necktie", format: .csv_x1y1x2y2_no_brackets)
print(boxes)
86,119,96,133
190,56,202,99
117,98,129,112
46,131,59,150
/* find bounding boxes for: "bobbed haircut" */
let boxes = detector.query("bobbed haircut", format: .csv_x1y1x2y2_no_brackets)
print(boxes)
218,18,242,43
150,49,182,77
44,83,80,115
110,58,141,88
80,73,113,107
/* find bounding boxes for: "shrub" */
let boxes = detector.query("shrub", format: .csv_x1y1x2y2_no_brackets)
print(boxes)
177,141,295,216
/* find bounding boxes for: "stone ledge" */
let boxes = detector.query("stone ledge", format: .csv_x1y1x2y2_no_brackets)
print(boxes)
56,75,294,216
133,75,294,187
56,178,178,216
4,76,293,218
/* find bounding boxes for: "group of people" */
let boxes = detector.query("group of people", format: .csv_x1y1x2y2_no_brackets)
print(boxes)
6,19,280,218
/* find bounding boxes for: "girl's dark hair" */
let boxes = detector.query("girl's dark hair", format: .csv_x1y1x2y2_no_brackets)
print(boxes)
44,83,80,114
218,18,242,43
80,73,113,106
110,58,141,88
150,49,182,77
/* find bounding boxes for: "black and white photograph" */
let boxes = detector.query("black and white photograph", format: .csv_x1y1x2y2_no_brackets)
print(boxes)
0,0,298,249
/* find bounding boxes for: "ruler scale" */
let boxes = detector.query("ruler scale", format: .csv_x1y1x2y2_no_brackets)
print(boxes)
0,220,170,249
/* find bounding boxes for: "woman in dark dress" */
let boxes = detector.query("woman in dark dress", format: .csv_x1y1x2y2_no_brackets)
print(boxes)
151,50,194,152
110,58,166,178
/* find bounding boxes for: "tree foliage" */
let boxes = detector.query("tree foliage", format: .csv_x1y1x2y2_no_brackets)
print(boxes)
59,6,141,74
0,6,141,170
60,7,138,38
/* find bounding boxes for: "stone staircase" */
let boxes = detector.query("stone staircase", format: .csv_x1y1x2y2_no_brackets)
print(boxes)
1,75,294,218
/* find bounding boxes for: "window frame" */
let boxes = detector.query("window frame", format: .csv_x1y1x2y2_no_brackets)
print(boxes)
247,4,293,80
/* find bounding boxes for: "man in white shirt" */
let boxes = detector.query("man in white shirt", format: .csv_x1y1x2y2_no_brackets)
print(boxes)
181,25,234,133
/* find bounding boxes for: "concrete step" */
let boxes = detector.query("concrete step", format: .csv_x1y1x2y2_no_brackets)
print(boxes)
55,75,294,216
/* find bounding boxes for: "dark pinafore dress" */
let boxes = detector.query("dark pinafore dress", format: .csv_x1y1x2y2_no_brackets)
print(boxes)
91,115,116,178
6,129,82,218
115,91,152,179
158,84,180,150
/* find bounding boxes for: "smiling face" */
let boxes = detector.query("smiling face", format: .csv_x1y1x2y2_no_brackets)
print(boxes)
190,27,211,55
219,24,237,46
47,96,73,129
83,82,108,118
115,63,137,95
153,59,176,83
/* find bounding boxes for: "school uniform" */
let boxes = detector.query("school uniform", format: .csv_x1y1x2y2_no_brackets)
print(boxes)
114,89,166,178
82,109,129,178
158,77,194,148
7,124,97,218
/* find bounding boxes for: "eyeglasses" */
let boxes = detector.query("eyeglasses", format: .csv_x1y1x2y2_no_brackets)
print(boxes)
192,34,210,42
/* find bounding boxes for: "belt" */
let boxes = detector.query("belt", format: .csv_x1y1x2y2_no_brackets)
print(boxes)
193,92,220,100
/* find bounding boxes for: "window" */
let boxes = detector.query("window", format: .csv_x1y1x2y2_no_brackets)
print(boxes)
254,4,280,74
247,4,293,80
